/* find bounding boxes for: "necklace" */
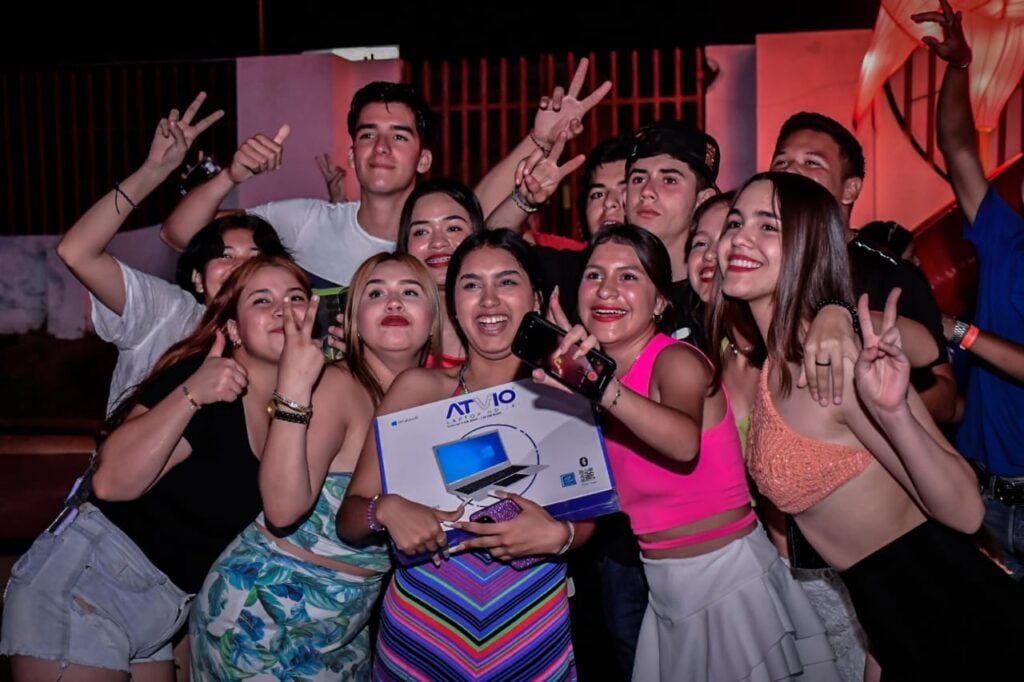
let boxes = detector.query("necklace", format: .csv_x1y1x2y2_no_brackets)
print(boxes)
456,363,469,395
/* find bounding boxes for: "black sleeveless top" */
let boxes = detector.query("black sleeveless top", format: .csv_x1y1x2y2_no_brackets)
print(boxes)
94,357,262,593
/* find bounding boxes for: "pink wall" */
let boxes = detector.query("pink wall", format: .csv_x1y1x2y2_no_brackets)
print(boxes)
705,44,758,193
754,29,954,230
234,55,402,209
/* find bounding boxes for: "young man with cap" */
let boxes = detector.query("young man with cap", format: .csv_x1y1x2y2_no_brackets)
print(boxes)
160,82,434,288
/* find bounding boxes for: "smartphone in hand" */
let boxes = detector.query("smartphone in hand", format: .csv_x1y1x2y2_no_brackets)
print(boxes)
512,312,617,402
311,286,348,361
469,498,542,570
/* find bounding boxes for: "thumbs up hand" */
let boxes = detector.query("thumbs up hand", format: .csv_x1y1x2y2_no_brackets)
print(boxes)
228,124,291,184
185,330,249,406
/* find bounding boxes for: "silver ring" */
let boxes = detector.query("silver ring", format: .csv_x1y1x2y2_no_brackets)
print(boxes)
814,360,832,367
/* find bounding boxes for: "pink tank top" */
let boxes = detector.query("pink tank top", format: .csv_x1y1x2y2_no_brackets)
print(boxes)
603,334,753,549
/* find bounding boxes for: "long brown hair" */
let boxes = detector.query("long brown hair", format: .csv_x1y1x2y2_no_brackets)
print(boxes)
102,256,309,438
709,172,854,396
344,253,443,405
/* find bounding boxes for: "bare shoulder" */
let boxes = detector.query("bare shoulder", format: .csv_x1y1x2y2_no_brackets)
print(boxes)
378,367,457,414
313,364,373,418
653,342,713,381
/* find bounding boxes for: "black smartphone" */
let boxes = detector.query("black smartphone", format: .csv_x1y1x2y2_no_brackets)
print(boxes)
512,312,617,402
311,286,349,361
178,155,221,196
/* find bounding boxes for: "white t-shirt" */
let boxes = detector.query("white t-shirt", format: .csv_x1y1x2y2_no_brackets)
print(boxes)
91,259,206,416
247,199,395,287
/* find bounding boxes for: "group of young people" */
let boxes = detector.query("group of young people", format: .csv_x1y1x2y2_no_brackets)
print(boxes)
3,3,1024,680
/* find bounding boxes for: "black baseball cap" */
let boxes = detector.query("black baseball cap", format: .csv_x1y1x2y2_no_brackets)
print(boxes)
628,121,720,186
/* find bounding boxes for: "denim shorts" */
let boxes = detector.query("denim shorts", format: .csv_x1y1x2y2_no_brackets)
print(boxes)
0,503,192,672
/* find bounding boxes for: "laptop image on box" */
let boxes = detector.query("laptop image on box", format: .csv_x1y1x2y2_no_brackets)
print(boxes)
433,431,546,500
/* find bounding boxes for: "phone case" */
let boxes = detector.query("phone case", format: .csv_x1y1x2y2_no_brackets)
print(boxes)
469,499,543,570
512,312,617,402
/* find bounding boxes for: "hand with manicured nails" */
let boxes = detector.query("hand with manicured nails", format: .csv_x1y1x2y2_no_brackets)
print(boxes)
531,58,612,149
277,295,325,397
374,494,464,565
855,289,911,416
144,92,224,178
228,124,291,184
452,493,568,561
514,131,587,207
186,331,248,406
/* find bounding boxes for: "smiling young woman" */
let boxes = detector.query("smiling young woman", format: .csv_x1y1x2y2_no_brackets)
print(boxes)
537,224,838,681
712,171,1024,680
188,253,441,680
339,230,591,681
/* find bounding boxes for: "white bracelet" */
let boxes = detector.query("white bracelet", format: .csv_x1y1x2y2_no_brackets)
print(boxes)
555,521,576,556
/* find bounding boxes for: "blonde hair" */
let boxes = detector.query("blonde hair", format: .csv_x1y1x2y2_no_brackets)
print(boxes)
344,253,443,404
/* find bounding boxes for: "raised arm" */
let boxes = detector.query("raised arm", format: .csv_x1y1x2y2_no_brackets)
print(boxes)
485,132,586,232
160,124,291,251
259,296,355,528
913,0,987,222
474,58,610,215
56,93,223,313
844,293,983,533
92,332,248,501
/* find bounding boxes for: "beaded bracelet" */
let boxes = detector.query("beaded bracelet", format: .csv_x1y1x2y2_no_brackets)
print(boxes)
814,298,862,336
367,494,386,532
272,410,310,426
555,521,576,556
511,187,540,214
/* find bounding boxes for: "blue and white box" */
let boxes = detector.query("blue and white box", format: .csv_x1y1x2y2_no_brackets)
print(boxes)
376,378,619,548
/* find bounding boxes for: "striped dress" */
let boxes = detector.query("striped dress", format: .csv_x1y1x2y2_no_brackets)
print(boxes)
374,551,576,680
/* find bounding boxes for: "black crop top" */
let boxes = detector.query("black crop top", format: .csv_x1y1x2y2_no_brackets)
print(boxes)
94,357,262,593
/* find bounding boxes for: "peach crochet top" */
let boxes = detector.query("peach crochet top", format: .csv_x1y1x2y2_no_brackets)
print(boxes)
747,360,873,514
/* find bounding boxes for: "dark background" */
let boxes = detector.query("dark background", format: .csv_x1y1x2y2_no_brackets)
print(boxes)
2,0,881,65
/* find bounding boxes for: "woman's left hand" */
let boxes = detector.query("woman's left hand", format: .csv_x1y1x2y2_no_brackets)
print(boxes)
277,295,325,395
451,493,571,561
854,289,911,416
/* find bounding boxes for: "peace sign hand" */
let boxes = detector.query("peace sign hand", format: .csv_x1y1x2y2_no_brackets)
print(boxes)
514,131,587,206
277,294,325,398
911,0,972,68
531,58,612,150
145,92,225,176
854,289,911,417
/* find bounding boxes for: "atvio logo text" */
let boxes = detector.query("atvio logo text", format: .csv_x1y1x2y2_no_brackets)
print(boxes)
446,389,516,419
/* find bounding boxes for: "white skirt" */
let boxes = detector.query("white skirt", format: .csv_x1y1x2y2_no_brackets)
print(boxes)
632,525,841,682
